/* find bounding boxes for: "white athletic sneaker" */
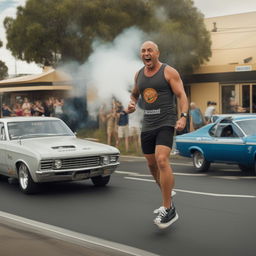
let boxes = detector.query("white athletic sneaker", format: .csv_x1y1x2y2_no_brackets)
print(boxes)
153,190,176,214
154,206,179,229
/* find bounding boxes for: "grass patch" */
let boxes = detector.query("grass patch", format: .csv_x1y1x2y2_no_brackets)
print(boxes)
77,128,143,156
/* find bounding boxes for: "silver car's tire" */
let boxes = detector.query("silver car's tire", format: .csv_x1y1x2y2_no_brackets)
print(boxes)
18,163,38,194
192,151,210,172
91,175,110,187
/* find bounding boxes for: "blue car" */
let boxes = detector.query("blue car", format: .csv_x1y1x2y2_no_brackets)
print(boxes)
176,115,256,174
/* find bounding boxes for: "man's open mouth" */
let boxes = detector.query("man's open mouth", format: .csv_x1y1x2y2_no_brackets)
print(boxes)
144,57,151,63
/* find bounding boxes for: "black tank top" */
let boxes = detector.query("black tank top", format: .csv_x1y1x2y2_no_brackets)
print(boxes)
137,63,177,132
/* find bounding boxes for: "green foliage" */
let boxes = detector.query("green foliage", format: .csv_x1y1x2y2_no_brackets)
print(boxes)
0,40,8,79
4,0,152,66
0,60,8,80
4,0,211,74
148,0,212,74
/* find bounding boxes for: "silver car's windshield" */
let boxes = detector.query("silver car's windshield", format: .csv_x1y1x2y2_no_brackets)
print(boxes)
8,120,74,140
236,119,256,136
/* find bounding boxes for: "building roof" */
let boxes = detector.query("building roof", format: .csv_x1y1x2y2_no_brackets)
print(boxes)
0,67,73,92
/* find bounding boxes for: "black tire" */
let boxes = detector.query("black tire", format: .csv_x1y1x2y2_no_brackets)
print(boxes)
192,151,210,172
91,175,110,187
238,164,251,173
18,163,38,194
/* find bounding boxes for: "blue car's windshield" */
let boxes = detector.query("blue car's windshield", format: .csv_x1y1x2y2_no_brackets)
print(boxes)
8,120,74,140
236,119,256,136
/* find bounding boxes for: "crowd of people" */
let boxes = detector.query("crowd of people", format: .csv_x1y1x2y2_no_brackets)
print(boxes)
99,99,143,152
2,97,64,118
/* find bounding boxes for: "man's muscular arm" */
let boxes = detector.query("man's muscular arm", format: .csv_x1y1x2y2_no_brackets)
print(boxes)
164,66,189,131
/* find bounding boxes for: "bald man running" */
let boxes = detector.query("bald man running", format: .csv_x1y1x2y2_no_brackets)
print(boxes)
127,41,188,229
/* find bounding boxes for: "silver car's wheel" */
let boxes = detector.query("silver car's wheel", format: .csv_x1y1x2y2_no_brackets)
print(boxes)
18,163,37,194
91,175,110,187
192,151,210,171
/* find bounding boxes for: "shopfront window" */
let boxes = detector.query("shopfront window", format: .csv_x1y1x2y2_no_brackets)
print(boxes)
242,85,250,113
221,85,235,113
253,85,256,113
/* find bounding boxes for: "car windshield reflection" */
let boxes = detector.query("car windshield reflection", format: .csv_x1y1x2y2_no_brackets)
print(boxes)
236,119,256,136
8,120,74,140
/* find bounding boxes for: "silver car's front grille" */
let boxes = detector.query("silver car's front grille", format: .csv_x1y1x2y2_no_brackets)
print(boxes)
40,156,101,170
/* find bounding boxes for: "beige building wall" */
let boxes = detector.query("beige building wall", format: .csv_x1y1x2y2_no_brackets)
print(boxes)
190,82,220,114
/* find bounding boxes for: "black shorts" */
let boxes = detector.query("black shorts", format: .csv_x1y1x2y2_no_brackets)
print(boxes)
141,126,175,154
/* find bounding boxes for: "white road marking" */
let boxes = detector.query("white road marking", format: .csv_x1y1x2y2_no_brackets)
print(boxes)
0,211,158,256
124,177,256,199
116,170,207,177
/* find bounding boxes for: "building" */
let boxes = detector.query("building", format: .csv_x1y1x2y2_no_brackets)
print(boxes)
0,66,73,107
187,11,256,114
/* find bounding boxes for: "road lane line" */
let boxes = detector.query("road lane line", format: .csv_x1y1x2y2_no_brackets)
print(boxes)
0,211,158,256
116,171,152,177
124,177,256,199
117,170,207,177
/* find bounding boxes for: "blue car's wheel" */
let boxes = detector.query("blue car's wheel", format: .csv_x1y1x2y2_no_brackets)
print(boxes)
192,151,210,172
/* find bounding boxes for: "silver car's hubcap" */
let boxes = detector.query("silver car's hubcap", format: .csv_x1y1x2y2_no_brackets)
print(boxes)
194,153,204,168
19,165,28,189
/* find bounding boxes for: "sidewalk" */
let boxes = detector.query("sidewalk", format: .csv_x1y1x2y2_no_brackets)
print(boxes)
0,211,158,256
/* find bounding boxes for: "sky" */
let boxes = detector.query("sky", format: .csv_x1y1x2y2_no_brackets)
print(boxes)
1,0,256,76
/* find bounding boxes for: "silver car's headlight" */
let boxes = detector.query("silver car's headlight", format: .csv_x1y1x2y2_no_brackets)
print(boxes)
110,155,119,163
102,156,110,165
54,159,62,169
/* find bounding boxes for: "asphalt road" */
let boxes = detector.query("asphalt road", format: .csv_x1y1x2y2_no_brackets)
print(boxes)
0,156,256,256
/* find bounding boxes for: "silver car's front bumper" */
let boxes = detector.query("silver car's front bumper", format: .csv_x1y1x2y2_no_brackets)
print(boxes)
35,163,119,183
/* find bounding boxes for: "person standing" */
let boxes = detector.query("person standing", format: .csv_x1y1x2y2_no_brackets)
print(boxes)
116,102,129,152
127,41,188,229
204,101,216,123
190,102,205,131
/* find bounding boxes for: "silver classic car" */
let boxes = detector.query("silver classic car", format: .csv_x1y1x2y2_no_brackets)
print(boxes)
0,117,120,194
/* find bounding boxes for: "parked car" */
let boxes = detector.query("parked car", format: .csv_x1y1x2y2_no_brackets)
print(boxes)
0,117,120,194
176,115,256,174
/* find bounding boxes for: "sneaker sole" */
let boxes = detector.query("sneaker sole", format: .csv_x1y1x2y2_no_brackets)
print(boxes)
154,213,179,229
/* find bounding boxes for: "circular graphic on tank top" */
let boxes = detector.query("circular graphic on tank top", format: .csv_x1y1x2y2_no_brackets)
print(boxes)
143,88,158,103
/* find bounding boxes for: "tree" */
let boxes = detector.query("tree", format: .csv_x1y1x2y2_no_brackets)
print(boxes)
0,40,8,80
148,0,212,74
4,0,211,74
4,0,152,66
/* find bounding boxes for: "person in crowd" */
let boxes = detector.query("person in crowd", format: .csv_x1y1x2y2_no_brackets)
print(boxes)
204,101,216,123
43,98,54,116
13,103,23,116
22,97,32,116
106,104,118,146
189,102,205,131
33,100,45,116
2,103,13,117
127,41,188,229
98,104,107,131
116,102,129,152
53,98,64,118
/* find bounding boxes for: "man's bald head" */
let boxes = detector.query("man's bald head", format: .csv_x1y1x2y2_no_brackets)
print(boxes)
140,41,159,52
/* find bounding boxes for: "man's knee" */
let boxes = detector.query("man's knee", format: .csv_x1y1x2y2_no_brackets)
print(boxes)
156,154,169,170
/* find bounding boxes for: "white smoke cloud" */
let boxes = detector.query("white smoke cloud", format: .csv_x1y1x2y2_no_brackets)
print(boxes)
60,27,146,118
